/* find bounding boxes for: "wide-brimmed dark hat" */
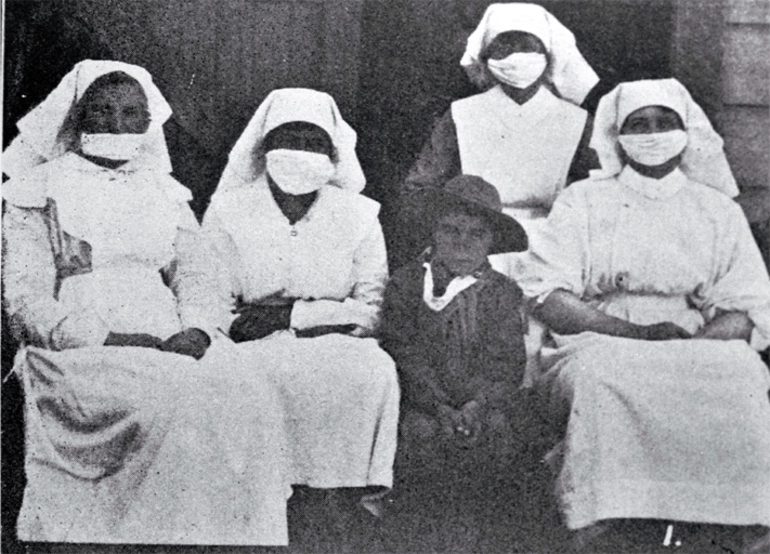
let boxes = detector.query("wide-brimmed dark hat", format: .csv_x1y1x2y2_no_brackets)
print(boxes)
420,175,528,254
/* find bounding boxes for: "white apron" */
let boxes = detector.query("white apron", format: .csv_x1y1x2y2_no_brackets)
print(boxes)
452,85,586,280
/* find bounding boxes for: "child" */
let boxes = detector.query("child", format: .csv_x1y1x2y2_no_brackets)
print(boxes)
381,175,541,515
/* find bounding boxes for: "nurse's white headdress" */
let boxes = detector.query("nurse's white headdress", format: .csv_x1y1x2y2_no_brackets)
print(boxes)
2,59,174,178
591,78,738,197
214,88,366,196
460,2,599,105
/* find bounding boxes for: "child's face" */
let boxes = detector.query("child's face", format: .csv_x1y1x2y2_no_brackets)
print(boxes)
433,211,494,276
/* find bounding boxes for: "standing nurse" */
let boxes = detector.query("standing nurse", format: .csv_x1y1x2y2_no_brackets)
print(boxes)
401,3,599,278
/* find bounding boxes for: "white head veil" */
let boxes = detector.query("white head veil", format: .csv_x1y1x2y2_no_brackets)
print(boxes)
2,59,173,179
591,78,738,197
460,3,599,105
213,88,365,197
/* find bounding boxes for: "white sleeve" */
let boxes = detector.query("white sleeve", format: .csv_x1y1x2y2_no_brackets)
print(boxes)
347,214,389,332
166,205,232,336
201,200,243,331
518,184,591,303
699,201,770,349
2,204,109,349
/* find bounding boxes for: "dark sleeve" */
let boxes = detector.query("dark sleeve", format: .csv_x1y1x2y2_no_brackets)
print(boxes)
394,111,463,266
402,110,462,196
579,79,618,117
380,268,453,415
468,279,527,408
566,113,599,185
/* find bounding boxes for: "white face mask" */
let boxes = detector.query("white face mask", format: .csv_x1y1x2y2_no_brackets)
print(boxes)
80,133,147,161
265,149,335,195
618,130,688,167
487,52,547,89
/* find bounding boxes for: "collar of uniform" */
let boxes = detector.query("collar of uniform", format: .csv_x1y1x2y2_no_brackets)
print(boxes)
619,165,687,200
489,84,554,122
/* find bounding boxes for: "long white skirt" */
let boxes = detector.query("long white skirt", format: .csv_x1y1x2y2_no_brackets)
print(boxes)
16,340,292,545
236,332,399,490
541,333,770,530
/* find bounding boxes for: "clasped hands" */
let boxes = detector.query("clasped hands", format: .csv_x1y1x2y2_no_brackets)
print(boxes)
437,400,485,448
629,311,753,342
104,328,211,359
229,300,358,343
633,321,692,341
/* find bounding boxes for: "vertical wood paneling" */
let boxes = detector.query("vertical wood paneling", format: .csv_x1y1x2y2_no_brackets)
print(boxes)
73,0,362,158
719,106,770,186
671,0,726,122
723,24,770,105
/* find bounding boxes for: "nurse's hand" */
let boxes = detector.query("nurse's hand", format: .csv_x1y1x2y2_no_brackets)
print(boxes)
639,322,692,341
104,332,163,349
296,324,357,338
160,328,211,359
437,404,463,439
230,304,293,342
457,400,483,446
692,310,753,342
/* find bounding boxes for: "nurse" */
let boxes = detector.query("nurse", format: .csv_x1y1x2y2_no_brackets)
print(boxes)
520,78,770,551
203,88,399,539
400,2,600,279
2,60,291,546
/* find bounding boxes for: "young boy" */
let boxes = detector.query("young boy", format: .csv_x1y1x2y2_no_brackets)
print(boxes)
381,175,541,503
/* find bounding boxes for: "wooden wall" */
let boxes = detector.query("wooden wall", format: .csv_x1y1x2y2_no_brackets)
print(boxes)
720,0,770,188
75,0,363,160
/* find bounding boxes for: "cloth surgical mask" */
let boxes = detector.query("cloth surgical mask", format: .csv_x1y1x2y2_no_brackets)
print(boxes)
80,133,146,161
265,149,335,195
487,53,547,89
618,130,688,167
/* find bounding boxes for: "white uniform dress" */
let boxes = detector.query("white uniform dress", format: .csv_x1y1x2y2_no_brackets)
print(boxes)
3,153,292,545
204,178,399,490
521,166,770,530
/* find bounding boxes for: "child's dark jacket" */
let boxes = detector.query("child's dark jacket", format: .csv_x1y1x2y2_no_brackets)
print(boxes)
380,260,527,416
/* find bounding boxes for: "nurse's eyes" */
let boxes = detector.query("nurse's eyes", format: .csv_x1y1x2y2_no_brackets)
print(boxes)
658,114,684,131
86,104,150,123
625,119,651,133
285,137,330,154
623,115,683,134
485,33,546,59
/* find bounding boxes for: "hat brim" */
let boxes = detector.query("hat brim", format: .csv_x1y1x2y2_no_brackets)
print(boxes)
420,189,528,255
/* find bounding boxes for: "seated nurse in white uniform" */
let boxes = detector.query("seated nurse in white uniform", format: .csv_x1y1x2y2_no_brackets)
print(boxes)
520,78,770,550
400,2,600,279
2,60,291,546
203,89,399,511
